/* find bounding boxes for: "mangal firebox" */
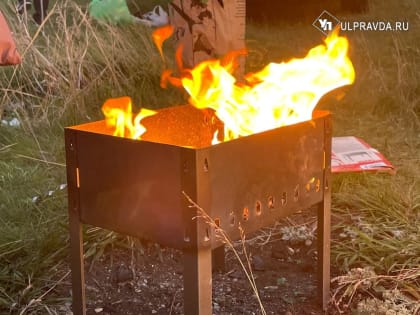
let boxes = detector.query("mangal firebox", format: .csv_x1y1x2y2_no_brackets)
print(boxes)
65,105,332,315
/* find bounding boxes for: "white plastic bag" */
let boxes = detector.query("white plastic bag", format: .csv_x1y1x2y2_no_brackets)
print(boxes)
142,5,169,27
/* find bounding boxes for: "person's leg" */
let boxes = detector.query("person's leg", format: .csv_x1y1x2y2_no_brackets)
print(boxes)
32,0,49,24
17,0,32,15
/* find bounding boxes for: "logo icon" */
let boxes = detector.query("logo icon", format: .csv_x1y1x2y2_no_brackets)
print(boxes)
313,10,340,35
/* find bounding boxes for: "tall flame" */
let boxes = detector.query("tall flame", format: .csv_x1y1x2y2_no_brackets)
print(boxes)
102,28,355,146
152,25,174,59
102,96,156,139
160,28,355,142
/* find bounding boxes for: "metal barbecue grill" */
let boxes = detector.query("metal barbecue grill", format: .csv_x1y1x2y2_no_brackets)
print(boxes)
65,105,332,315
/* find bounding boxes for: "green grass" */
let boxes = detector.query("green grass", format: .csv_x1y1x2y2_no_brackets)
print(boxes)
1,0,419,313
0,124,68,312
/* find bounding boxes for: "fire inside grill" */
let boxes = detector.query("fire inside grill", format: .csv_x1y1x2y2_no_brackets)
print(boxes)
102,26,354,145
65,27,355,315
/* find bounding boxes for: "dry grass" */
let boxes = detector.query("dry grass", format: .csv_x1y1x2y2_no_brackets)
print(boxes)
1,0,180,124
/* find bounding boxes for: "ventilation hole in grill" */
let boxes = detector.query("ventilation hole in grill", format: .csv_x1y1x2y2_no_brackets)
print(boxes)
294,185,300,201
281,192,287,206
243,207,249,221
268,196,275,209
203,158,209,172
76,167,80,188
305,177,315,192
204,228,210,242
229,214,235,226
255,200,262,215
184,229,190,242
315,179,321,192
214,217,221,227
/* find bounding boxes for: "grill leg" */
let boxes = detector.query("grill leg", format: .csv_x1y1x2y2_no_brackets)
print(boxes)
212,245,225,271
69,210,86,315
183,248,212,315
317,196,331,310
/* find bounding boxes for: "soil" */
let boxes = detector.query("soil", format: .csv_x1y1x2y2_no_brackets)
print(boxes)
67,208,347,315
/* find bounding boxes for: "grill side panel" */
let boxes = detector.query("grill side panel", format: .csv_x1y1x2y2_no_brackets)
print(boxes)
68,131,188,248
198,114,328,246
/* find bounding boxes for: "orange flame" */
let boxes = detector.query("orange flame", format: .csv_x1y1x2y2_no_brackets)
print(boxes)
152,25,174,59
162,29,355,142
103,28,355,146
102,96,156,139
